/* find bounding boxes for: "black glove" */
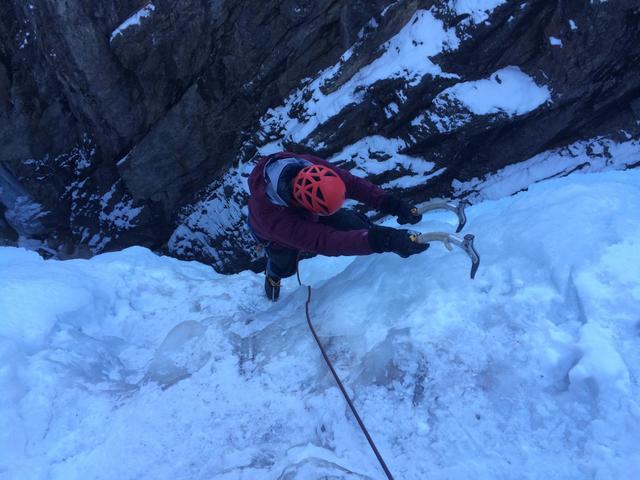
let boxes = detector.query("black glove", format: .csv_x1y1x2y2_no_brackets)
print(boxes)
368,226,429,258
381,194,422,225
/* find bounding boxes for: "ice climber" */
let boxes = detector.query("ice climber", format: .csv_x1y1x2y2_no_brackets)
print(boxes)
248,151,428,301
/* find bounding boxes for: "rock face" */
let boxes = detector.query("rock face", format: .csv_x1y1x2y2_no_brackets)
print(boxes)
1,0,639,271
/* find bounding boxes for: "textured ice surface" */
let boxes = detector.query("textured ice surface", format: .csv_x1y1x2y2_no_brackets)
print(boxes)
1,169,639,479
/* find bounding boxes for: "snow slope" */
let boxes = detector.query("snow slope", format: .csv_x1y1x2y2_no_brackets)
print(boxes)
1,169,639,479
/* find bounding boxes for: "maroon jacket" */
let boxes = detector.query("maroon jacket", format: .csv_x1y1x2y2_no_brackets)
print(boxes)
248,152,386,256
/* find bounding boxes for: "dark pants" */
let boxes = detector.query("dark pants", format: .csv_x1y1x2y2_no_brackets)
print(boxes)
265,208,372,278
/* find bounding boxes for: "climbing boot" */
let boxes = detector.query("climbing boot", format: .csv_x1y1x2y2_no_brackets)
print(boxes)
264,274,281,301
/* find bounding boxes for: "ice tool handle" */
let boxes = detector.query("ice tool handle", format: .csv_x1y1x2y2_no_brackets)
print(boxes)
415,200,468,233
411,232,480,279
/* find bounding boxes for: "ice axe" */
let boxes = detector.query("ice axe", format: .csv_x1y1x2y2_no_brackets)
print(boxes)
415,200,468,233
410,231,480,279
408,201,480,279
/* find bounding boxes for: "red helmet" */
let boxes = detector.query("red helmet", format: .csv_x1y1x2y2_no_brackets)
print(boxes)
292,165,346,215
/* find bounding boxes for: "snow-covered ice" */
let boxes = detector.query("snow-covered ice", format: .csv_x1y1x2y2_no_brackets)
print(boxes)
2,167,639,479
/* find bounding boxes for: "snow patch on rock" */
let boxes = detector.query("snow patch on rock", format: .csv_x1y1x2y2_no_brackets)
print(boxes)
549,36,563,47
110,3,156,42
99,183,143,231
261,8,460,146
453,136,640,201
0,163,47,236
168,163,257,271
449,0,508,24
328,136,442,189
410,66,550,135
441,66,551,116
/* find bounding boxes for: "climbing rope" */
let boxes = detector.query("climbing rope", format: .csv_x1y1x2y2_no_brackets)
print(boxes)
296,261,395,480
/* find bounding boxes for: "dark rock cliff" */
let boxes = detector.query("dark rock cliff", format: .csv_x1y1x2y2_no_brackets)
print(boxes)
1,0,639,271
